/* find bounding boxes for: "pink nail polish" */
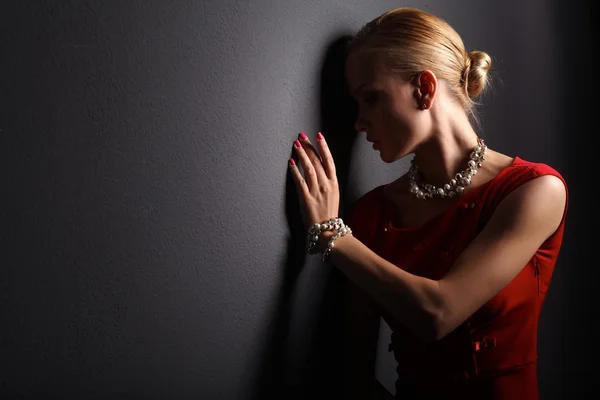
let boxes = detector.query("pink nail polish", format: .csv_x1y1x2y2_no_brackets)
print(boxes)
299,132,308,140
289,158,295,166
317,132,324,141
294,140,302,148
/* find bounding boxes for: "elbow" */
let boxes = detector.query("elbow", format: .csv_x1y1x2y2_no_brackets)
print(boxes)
418,298,456,342
431,313,454,341
391,279,457,342
431,300,467,341
422,284,454,342
399,307,448,343
414,311,453,343
427,281,459,341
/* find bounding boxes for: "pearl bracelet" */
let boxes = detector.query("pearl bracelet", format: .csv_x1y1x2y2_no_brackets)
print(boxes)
306,217,352,262
321,224,352,263
306,217,344,255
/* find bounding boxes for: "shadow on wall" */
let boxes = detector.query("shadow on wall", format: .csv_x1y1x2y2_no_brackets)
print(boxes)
251,34,359,399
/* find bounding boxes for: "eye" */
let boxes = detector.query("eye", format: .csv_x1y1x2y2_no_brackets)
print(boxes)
363,93,378,105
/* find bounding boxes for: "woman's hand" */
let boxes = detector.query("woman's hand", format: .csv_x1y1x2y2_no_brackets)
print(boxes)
289,132,340,234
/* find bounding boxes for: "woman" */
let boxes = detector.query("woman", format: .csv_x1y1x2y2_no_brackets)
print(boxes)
288,7,568,400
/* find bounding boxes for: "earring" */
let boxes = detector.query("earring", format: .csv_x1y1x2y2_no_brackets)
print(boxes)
421,103,428,109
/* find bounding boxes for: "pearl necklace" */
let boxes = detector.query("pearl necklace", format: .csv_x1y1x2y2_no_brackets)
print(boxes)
409,138,487,200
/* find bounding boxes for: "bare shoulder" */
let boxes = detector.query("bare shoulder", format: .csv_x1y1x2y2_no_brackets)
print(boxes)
507,172,566,212
491,170,567,238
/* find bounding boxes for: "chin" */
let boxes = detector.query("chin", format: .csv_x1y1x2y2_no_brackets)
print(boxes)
379,151,398,164
379,148,409,164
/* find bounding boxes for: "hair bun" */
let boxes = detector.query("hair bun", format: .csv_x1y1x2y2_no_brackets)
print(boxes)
464,51,492,99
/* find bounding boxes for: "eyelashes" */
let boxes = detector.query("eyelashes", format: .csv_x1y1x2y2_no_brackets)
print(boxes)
364,95,378,105
360,93,378,106
350,90,380,107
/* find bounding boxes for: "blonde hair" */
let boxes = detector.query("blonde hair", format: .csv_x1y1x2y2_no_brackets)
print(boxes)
347,8,492,116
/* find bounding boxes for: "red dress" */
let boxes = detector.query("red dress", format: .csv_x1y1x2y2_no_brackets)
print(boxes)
346,157,568,399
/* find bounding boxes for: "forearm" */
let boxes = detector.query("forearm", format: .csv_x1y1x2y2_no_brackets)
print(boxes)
325,232,443,340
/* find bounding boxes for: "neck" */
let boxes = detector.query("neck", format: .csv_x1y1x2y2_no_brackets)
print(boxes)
412,109,480,187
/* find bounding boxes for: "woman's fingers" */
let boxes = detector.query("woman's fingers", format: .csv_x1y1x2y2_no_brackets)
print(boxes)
315,132,337,181
293,139,319,191
289,157,309,200
296,132,329,191
288,131,340,229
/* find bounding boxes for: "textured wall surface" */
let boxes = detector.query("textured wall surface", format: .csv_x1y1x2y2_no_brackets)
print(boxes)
1,0,595,399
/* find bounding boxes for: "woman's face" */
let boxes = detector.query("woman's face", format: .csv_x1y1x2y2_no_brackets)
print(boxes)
345,51,426,163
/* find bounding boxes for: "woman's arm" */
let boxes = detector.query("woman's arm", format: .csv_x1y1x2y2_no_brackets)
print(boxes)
327,174,567,341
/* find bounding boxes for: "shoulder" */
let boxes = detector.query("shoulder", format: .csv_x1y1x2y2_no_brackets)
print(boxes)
484,155,568,206
506,173,566,213
476,155,568,239
489,160,567,238
345,184,388,236
505,157,567,186
347,171,410,214
347,184,384,216
505,157,568,211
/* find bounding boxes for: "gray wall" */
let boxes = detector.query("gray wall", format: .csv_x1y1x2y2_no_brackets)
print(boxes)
1,0,595,399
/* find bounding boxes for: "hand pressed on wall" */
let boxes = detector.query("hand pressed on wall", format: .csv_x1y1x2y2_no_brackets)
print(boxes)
288,132,341,251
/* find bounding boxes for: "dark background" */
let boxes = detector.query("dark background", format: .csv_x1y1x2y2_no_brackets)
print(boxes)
1,1,597,398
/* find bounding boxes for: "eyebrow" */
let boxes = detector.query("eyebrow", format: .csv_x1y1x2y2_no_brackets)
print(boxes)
351,83,370,97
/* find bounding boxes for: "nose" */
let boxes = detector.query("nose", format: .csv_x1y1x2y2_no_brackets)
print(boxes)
354,116,368,134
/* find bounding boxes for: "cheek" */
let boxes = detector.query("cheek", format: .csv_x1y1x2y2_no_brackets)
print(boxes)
394,97,421,127
373,99,400,126
384,106,413,133
365,98,415,136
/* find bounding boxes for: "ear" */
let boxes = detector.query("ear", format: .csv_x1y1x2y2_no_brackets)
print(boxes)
413,70,438,110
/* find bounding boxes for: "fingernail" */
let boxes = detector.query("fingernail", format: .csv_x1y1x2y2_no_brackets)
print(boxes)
289,158,295,166
317,132,324,141
294,140,302,148
299,132,308,140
